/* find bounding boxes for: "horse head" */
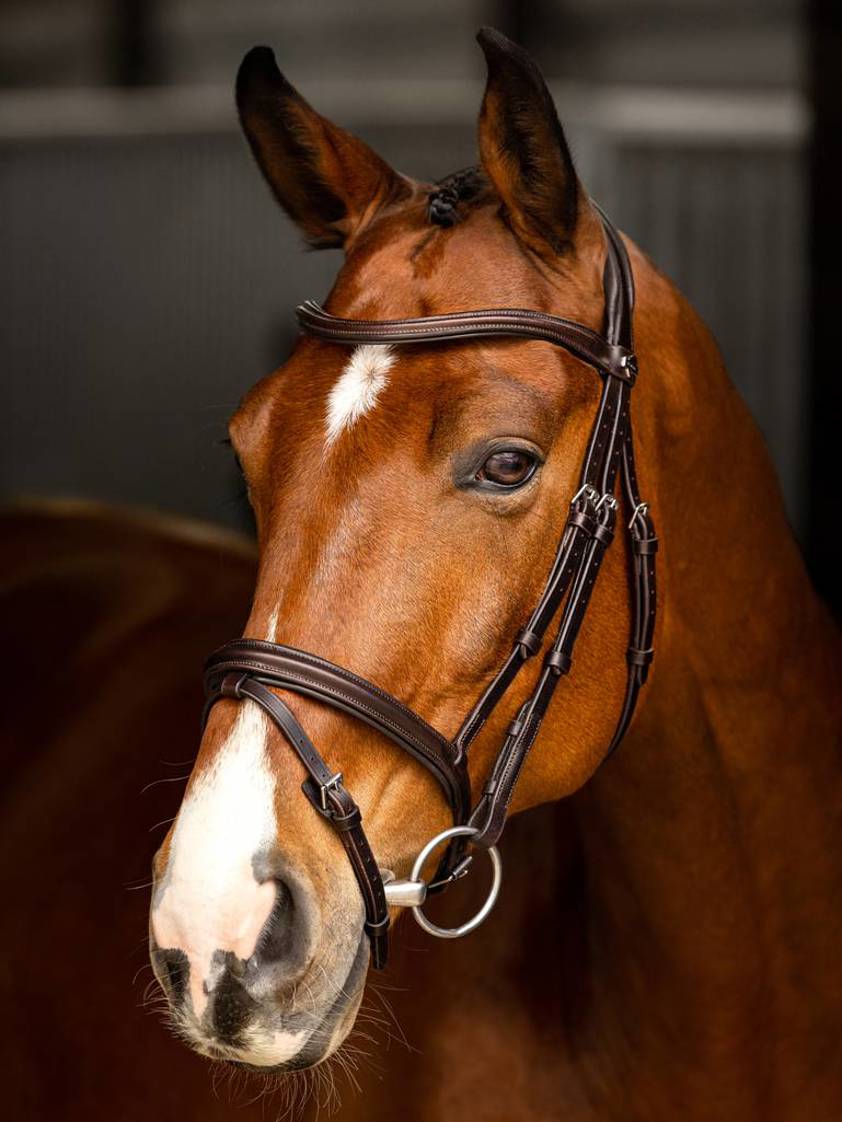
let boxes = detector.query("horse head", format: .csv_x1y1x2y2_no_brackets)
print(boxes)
150,28,655,1072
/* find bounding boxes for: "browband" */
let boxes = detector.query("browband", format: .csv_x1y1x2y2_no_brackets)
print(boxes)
295,300,637,383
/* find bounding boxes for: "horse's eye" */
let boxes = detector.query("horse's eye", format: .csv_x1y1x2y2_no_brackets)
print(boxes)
476,449,537,488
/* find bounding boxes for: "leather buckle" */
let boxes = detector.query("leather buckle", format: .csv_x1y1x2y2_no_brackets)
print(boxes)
621,352,638,377
604,346,637,383
571,483,599,506
302,772,346,819
628,501,649,530
318,771,344,812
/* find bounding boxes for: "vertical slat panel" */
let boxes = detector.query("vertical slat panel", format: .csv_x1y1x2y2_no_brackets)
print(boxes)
584,137,806,527
0,105,807,532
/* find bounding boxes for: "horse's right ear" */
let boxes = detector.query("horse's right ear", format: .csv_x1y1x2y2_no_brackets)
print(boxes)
236,47,412,249
476,28,583,258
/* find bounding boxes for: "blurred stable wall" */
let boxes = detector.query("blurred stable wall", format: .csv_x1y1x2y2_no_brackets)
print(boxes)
1,1,807,535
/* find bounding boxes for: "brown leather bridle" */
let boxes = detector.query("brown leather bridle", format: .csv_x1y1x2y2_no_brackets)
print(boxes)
203,210,657,969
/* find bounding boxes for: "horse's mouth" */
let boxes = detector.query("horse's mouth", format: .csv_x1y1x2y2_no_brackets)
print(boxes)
224,1054,322,1075
160,932,370,1072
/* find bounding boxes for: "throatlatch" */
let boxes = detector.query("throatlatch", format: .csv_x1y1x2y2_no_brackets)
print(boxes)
203,209,658,970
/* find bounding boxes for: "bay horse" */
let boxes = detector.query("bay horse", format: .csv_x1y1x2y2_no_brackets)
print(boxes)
149,28,842,1120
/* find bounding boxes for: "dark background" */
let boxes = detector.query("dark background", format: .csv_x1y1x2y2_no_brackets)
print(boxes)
1,0,838,610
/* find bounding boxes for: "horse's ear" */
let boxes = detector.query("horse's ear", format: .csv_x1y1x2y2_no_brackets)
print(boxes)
236,46,412,249
476,28,583,257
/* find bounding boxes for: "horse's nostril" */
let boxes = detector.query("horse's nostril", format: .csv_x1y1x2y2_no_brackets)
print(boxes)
251,877,297,968
150,860,315,1026
151,945,190,1005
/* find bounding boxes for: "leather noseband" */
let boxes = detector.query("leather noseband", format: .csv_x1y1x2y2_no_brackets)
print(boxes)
203,210,658,969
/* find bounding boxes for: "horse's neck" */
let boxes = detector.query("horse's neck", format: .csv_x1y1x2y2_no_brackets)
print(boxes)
573,256,842,1116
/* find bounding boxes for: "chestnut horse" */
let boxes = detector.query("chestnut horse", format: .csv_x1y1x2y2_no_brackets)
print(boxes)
149,28,842,1121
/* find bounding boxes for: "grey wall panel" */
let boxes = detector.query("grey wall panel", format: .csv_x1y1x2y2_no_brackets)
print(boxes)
0,124,476,532
590,139,806,527
0,111,806,535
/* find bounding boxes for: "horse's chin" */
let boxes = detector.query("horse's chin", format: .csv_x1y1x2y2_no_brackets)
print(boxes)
227,991,365,1074
163,932,370,1073
204,995,364,1074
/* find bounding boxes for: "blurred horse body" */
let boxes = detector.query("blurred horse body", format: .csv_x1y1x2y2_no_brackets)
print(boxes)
0,502,582,1121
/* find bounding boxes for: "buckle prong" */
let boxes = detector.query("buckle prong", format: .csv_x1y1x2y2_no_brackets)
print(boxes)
596,492,619,512
319,772,343,811
628,501,649,530
571,483,598,506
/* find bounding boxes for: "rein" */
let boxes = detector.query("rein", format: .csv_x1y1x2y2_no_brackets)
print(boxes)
203,210,658,969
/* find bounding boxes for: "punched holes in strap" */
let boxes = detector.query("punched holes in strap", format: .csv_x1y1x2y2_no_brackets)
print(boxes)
365,916,390,970
472,498,619,848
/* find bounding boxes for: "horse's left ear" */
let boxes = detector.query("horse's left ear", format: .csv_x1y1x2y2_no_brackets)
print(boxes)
476,28,589,258
236,46,412,249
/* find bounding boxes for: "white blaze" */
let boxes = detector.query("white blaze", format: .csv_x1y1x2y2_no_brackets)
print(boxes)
324,344,395,447
152,702,278,1019
265,605,280,642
